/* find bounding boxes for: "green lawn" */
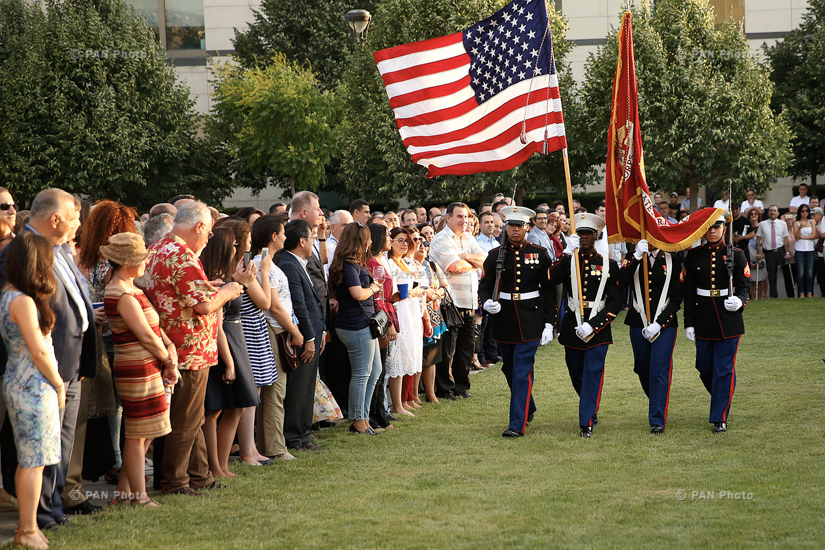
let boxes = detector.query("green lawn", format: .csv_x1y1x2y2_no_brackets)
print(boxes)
42,299,825,549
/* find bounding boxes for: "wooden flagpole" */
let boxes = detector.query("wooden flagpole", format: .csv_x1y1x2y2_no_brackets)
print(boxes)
562,148,585,316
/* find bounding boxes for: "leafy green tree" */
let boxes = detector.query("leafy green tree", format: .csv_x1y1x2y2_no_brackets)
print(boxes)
577,0,792,210
764,0,825,192
209,54,342,197
0,0,234,211
232,0,383,91
336,0,587,205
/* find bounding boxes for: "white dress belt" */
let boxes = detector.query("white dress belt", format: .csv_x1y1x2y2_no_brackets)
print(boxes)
499,290,540,301
696,288,729,297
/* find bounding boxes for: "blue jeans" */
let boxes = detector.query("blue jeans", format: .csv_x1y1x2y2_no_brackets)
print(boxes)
795,250,815,295
336,326,382,421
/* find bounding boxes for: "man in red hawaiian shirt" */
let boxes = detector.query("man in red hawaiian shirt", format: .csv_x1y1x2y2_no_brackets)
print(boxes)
142,202,243,496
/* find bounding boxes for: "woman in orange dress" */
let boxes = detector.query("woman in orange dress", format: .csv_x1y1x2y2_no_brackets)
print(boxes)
103,233,179,506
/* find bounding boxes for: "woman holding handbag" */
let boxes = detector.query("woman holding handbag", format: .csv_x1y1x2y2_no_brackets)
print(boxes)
328,224,383,435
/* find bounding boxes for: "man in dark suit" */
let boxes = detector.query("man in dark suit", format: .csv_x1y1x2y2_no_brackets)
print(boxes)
278,220,326,451
0,188,97,530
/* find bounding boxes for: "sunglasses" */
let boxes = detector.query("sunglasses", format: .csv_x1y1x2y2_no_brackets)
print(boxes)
413,236,423,242
394,238,410,245
0,202,14,211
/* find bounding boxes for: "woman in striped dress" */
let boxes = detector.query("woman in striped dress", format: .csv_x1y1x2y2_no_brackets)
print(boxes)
103,233,180,507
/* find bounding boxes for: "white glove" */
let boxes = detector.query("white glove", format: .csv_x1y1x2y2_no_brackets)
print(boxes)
540,323,554,346
634,239,649,260
564,234,580,255
483,299,501,314
642,321,661,341
685,327,695,341
575,322,594,341
724,296,743,312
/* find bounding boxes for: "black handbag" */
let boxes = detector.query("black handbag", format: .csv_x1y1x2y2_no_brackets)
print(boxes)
440,288,463,328
359,301,390,339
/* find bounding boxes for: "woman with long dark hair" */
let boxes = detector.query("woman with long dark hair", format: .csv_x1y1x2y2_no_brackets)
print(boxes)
200,226,258,476
0,233,64,549
213,218,274,466
328,224,383,434
367,223,398,430
793,205,820,298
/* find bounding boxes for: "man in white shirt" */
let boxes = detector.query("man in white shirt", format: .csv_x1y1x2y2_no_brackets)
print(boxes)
429,202,486,400
788,183,811,214
755,205,790,298
476,211,499,253
740,189,764,216
324,210,352,277
713,190,730,210
680,188,704,211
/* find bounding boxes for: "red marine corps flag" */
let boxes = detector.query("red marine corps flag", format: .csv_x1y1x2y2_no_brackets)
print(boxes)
373,0,567,177
605,11,723,252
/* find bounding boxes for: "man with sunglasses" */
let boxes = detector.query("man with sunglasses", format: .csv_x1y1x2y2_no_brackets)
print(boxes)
0,187,16,233
739,189,764,217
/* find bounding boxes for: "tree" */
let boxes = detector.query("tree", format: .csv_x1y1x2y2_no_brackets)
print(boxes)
577,0,792,210
209,55,342,197
0,0,235,211
335,0,588,205
232,0,383,91
764,0,825,193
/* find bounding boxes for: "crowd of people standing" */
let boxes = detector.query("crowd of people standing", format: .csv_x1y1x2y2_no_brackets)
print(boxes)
0,184,819,548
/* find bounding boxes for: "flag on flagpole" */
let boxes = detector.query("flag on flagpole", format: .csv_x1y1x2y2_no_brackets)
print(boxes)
373,0,567,178
605,11,723,252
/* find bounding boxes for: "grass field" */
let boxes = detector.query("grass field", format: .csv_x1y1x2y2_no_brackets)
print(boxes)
39,299,825,549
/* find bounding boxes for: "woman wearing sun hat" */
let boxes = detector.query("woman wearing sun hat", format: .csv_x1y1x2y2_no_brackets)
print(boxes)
102,232,180,507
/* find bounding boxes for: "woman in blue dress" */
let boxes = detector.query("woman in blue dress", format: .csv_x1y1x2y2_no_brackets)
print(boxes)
0,233,65,550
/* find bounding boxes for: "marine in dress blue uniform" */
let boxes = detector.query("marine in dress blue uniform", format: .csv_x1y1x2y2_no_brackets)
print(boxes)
683,211,750,433
550,213,623,438
617,240,683,434
478,207,556,438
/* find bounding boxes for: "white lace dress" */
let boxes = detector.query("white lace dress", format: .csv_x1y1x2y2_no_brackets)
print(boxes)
386,258,423,379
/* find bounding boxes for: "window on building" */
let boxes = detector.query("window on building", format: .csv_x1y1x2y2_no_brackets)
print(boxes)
709,0,744,26
129,0,205,59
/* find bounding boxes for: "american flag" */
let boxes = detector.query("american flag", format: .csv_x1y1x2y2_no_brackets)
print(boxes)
374,0,567,178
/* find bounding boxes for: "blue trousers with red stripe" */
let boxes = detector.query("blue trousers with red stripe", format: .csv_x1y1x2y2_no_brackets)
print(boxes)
629,327,676,428
694,336,739,424
564,345,608,427
499,340,540,434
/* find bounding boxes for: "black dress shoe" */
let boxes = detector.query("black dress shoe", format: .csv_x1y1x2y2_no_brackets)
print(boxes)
651,425,664,434
41,522,60,532
438,393,457,401
64,500,102,515
580,426,593,438
303,441,322,451
713,422,727,433
288,445,306,452
457,391,472,399
502,428,523,438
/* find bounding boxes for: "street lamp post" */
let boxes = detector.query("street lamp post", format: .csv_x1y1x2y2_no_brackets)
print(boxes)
345,10,372,44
